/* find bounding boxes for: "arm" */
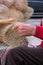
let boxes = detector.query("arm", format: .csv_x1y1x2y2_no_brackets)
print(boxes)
12,23,43,48
12,23,43,39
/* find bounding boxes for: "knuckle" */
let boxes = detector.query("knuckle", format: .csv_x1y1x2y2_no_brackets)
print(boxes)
19,25,22,29
19,34,22,37
18,30,22,33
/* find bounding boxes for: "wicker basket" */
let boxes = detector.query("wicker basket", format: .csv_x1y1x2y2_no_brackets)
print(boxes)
0,6,34,47
0,22,28,47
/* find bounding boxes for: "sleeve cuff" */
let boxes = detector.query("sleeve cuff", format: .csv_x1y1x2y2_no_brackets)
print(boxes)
35,26,43,39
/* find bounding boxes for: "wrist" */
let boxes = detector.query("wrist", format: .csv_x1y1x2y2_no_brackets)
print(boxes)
31,26,36,36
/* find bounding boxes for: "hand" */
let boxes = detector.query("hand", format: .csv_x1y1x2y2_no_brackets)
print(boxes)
12,23,36,37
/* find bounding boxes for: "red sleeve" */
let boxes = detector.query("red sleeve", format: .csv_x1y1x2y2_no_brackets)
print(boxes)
35,26,43,39
39,41,43,48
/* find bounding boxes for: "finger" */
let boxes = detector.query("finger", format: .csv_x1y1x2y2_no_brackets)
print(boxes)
12,22,22,30
12,24,19,30
17,30,27,37
19,33,29,37
19,33,26,37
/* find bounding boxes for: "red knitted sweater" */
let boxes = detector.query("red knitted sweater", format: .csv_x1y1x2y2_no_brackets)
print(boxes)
35,26,43,48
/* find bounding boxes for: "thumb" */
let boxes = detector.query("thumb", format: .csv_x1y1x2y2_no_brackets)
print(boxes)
12,22,22,30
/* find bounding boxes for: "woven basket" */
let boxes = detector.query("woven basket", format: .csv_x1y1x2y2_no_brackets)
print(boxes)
0,6,34,47
23,6,34,22
0,22,28,47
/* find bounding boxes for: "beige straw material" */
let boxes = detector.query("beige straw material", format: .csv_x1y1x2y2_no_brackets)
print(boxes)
2,0,14,7
0,18,16,25
14,0,28,11
0,4,10,20
9,8,24,22
1,22,28,47
0,24,11,42
0,19,17,42
23,6,34,20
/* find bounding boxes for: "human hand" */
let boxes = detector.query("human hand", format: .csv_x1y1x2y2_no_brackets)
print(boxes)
12,23,36,37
